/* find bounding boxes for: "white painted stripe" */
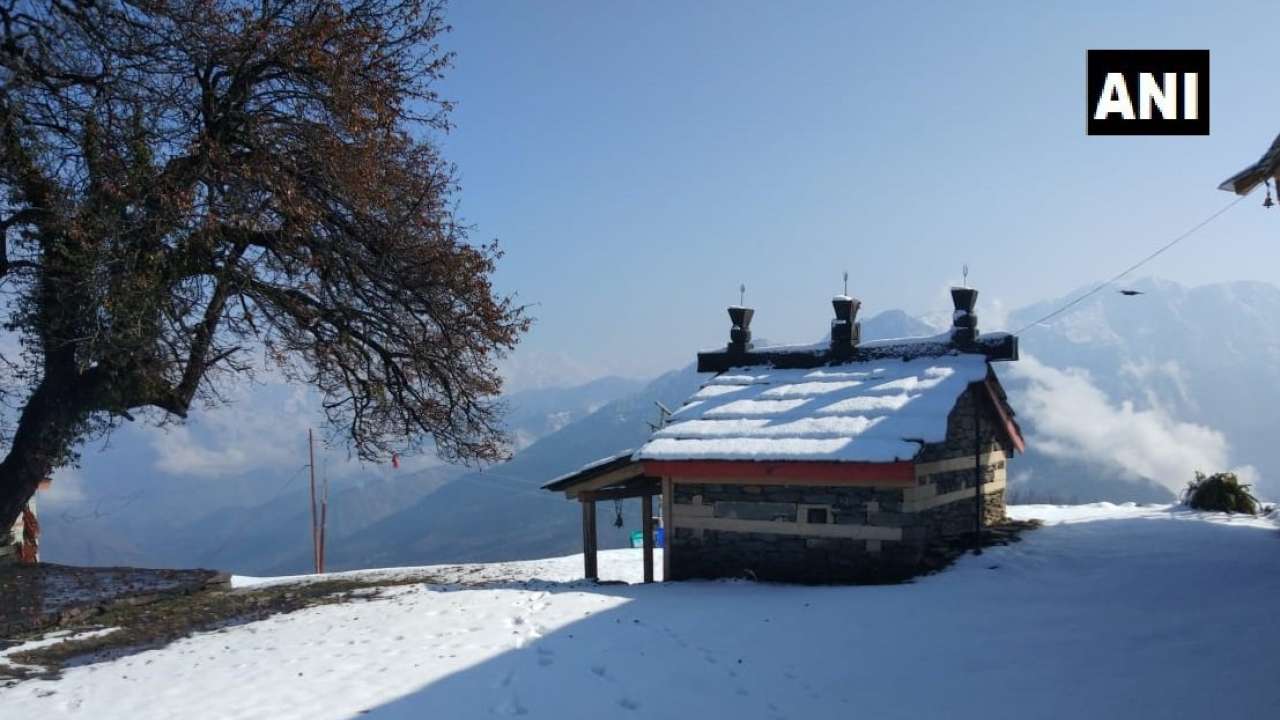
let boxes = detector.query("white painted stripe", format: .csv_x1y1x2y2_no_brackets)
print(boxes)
670,513,903,541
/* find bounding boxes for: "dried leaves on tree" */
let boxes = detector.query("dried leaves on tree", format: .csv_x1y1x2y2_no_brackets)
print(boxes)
0,0,528,529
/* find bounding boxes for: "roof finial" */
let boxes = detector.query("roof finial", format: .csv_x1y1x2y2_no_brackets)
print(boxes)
962,263,970,288
842,270,848,296
739,283,746,307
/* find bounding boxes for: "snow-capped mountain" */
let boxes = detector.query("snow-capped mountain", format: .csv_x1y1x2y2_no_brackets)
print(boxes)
1005,278,1280,503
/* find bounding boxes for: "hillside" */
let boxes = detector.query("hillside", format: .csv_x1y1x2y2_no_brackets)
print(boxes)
39,375,644,572
4,504,1278,719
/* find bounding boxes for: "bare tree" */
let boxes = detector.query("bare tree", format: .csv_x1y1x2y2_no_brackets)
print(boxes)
0,0,529,530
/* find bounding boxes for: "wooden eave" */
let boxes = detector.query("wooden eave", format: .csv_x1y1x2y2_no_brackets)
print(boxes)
641,459,916,487
542,454,662,500
982,374,1026,454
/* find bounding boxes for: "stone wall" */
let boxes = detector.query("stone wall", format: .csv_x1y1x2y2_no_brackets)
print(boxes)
668,483,921,583
916,490,1007,538
670,527,923,584
915,383,1006,464
911,383,1011,534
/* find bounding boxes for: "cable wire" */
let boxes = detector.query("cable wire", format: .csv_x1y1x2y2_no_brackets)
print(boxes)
1012,194,1247,336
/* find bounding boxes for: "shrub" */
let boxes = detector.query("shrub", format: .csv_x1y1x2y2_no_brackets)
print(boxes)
1183,472,1259,514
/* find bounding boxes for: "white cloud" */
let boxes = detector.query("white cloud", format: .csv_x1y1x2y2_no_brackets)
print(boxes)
1008,355,1256,494
40,466,87,506
147,378,444,482
1120,359,1196,414
150,381,315,478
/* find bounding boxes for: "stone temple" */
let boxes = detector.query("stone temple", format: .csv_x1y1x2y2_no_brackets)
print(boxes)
545,286,1024,584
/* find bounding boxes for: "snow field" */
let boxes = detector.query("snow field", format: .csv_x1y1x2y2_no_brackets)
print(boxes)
2,503,1278,719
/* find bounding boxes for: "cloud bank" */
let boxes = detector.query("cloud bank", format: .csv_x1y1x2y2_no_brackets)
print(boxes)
1007,355,1256,494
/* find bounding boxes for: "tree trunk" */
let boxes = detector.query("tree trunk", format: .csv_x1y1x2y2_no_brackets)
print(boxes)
0,379,78,532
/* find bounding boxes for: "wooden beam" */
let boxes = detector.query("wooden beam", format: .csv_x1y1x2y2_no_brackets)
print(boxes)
903,476,1007,512
581,494,598,581
643,460,915,486
914,450,1005,479
575,480,661,502
670,513,904,541
984,376,1026,453
642,494,654,584
559,463,646,499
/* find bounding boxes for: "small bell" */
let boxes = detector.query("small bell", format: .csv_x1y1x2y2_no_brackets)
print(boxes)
613,500,625,528
1265,180,1275,208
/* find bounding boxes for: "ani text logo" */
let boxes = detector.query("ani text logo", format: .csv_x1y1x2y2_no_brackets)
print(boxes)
1087,50,1209,136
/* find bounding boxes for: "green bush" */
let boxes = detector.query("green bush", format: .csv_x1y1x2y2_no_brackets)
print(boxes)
1183,471,1259,514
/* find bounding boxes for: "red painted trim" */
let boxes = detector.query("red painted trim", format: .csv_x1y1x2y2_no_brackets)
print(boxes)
984,377,1026,454
642,460,916,486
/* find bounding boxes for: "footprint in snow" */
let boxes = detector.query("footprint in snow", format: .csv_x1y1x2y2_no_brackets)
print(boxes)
536,646,554,667
618,697,641,711
491,696,528,716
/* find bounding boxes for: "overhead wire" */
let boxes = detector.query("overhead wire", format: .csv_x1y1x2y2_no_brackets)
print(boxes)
1011,193,1247,336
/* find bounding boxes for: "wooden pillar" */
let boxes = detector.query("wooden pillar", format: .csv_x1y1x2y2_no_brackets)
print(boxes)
641,493,654,584
581,492,598,581
661,477,674,581
973,384,984,554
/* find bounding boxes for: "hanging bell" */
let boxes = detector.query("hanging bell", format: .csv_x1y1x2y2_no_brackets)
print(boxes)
613,500,625,528
1265,191,1275,209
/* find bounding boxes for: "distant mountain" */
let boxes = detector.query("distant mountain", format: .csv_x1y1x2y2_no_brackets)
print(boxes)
502,376,647,449
40,281,1280,572
315,364,706,572
1004,278,1280,503
40,374,645,571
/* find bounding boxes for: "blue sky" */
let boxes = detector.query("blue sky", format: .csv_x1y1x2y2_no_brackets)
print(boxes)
433,1,1280,381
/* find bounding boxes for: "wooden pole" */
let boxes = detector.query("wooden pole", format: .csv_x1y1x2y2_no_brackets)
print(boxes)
318,478,328,574
973,386,984,554
662,478,674,581
308,428,319,573
642,493,654,583
581,493,598,581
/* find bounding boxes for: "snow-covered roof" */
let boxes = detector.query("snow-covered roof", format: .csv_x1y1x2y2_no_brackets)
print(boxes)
636,354,989,463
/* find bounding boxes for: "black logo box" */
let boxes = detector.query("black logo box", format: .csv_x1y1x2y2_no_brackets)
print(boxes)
1087,50,1209,135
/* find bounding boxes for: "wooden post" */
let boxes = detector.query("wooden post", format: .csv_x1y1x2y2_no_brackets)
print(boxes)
641,493,654,584
661,477,674,581
308,428,319,573
581,492,598,581
973,385,984,554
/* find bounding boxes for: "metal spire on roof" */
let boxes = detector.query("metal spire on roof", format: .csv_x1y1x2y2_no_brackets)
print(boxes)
739,283,746,306
842,271,848,296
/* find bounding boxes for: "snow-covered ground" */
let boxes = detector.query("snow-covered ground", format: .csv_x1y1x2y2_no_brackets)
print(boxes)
4,503,1279,719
